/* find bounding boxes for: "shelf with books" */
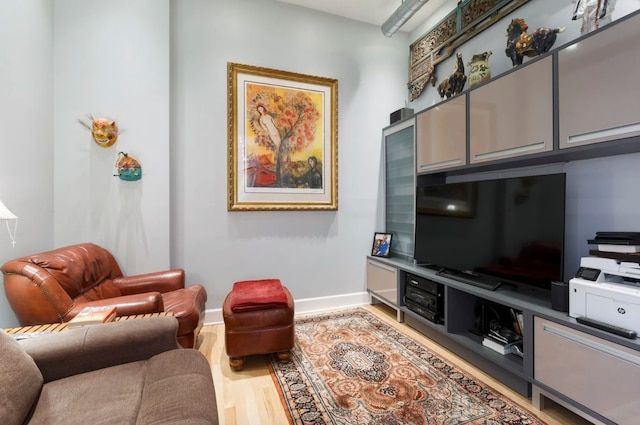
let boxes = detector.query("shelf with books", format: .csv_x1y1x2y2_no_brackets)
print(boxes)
482,335,523,356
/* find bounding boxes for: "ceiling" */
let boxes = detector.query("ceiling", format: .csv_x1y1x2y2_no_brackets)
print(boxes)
275,0,451,34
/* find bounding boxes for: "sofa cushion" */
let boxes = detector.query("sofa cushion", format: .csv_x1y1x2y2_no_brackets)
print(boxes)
137,349,218,424
29,360,145,424
0,330,44,425
26,349,217,425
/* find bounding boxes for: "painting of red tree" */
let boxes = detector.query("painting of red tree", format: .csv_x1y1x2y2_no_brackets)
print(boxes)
228,62,337,211
245,84,324,189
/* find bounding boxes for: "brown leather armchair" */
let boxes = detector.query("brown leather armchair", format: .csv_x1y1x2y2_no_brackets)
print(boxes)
1,243,207,348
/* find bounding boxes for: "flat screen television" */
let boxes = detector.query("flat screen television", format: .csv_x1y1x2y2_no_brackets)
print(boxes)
414,173,565,292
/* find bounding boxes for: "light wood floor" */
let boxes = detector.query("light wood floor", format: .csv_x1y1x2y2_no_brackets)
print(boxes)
197,303,593,425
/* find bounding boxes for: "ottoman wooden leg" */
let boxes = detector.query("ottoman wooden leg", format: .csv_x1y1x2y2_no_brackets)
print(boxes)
276,351,292,363
229,357,245,371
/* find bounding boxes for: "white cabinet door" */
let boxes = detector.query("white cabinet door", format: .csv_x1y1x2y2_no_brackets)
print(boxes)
366,259,398,306
534,317,640,424
416,95,467,173
469,56,553,164
559,13,640,149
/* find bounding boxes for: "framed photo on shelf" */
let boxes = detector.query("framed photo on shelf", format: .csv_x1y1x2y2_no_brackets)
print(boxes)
227,62,338,211
371,232,392,258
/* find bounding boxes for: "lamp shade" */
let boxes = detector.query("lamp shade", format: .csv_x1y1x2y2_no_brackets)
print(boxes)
0,199,17,220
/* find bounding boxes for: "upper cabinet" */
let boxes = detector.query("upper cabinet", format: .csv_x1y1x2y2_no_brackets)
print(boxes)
469,56,554,164
558,13,640,149
409,10,640,175
416,95,467,173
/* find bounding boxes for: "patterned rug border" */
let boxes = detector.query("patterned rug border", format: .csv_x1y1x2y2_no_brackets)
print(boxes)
268,307,547,425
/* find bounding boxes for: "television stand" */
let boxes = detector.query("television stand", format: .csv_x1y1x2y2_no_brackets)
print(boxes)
437,269,502,291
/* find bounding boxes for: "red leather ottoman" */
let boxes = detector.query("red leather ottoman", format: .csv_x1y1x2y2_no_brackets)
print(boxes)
222,279,294,371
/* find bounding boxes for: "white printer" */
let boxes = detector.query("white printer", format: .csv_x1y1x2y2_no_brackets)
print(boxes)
569,257,640,335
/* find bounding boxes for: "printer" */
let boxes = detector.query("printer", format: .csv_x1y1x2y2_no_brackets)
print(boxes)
569,256,640,335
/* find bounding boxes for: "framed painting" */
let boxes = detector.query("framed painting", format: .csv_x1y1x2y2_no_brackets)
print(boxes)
371,232,392,258
228,63,338,211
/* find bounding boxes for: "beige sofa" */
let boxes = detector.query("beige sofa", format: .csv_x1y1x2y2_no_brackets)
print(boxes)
1,316,218,424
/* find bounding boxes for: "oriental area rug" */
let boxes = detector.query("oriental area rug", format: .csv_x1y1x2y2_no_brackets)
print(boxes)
267,308,545,425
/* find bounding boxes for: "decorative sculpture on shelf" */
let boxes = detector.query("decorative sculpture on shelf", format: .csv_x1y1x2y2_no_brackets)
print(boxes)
571,0,617,35
467,51,492,88
505,18,565,67
408,0,533,100
437,53,467,100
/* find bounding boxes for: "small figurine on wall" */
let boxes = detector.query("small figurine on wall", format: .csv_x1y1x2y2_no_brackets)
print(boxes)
437,53,467,99
505,18,565,67
114,152,142,181
79,115,119,148
467,51,492,88
571,0,616,35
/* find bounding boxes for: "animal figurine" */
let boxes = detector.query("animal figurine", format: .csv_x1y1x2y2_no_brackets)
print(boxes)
437,53,467,99
505,18,565,67
467,51,492,88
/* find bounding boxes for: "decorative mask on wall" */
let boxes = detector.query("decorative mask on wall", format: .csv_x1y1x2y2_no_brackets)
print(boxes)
79,116,119,148
114,152,142,181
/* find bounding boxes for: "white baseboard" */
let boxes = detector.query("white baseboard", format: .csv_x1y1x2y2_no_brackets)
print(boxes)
204,291,369,325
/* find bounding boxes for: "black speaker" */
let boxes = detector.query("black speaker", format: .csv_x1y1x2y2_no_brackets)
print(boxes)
551,281,569,312
389,108,414,124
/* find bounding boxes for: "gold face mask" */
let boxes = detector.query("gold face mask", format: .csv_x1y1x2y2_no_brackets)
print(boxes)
79,116,119,147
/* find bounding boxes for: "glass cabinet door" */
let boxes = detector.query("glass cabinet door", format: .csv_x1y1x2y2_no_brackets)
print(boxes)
383,120,415,260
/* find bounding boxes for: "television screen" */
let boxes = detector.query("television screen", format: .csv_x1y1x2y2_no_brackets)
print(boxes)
414,173,565,291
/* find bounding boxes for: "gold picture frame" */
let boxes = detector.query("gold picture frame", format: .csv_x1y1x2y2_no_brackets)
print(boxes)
228,63,338,211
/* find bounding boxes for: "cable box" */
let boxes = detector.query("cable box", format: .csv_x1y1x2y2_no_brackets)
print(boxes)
405,273,443,296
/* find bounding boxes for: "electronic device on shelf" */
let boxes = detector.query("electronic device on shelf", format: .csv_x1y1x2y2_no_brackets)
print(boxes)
569,256,640,337
404,273,444,324
437,268,502,291
576,316,637,339
414,173,566,294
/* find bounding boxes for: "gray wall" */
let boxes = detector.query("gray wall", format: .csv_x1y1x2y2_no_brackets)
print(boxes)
169,0,409,306
0,0,408,327
0,0,54,327
53,0,172,274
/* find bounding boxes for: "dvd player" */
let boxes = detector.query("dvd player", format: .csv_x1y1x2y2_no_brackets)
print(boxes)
405,299,442,324
405,273,443,296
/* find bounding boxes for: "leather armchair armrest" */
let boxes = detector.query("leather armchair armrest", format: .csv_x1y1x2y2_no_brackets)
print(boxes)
66,293,164,319
114,269,185,294
20,316,181,383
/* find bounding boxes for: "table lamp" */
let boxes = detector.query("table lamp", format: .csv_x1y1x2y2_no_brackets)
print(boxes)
0,199,17,247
